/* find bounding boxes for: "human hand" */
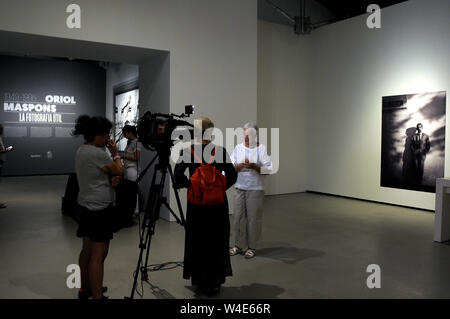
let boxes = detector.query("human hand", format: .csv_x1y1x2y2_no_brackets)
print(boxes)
111,176,122,187
246,163,260,171
107,139,118,155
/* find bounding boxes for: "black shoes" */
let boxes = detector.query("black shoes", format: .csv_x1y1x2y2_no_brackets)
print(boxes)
78,286,108,299
199,285,220,297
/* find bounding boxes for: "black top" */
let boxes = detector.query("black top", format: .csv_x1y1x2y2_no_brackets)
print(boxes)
174,143,237,190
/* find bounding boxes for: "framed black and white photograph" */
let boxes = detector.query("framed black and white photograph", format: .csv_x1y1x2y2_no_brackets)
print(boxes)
381,91,446,193
114,80,139,151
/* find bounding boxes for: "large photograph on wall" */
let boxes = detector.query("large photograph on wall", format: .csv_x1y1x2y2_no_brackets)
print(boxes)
381,91,446,193
114,82,139,151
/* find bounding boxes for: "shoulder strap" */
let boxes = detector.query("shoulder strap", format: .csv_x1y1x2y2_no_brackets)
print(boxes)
190,146,217,165
207,147,217,165
190,146,203,164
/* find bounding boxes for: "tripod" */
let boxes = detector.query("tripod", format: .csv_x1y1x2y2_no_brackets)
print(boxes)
128,147,186,299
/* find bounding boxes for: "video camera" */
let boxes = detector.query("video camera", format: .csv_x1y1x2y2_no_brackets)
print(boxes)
137,105,194,151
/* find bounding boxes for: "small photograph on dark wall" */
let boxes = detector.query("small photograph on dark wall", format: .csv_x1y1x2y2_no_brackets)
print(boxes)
381,91,446,193
114,84,139,151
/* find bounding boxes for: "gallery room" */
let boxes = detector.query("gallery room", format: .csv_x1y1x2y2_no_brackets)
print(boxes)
0,0,449,301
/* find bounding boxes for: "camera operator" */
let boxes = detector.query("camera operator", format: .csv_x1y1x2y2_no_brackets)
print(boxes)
72,115,124,299
121,125,141,182
174,117,237,297
115,125,141,227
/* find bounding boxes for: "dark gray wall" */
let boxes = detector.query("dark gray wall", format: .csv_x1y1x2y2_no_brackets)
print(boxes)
0,55,106,176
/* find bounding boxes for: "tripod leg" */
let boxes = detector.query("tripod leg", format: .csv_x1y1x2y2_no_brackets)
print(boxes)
130,211,151,298
168,165,186,226
162,201,183,225
129,153,185,299
142,167,167,276
129,164,162,298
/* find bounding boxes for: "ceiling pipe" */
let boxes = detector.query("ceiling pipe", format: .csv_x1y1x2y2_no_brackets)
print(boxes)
295,0,312,34
264,0,312,35
264,0,295,24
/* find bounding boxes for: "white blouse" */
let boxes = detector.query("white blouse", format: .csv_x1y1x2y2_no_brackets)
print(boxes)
230,144,272,191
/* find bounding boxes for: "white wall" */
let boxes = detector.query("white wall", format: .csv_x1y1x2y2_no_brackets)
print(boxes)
307,0,450,210
257,20,309,195
256,0,450,209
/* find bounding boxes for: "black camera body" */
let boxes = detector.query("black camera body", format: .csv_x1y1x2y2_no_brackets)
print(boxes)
137,105,194,151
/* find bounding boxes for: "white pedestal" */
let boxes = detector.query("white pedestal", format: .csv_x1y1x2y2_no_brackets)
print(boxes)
434,178,450,242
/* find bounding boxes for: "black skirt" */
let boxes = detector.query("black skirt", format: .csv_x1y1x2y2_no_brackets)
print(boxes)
76,204,114,242
183,200,232,288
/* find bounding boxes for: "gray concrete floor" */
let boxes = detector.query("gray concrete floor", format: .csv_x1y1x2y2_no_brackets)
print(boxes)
0,175,449,299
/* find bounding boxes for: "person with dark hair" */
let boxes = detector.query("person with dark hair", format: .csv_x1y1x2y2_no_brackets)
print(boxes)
115,125,141,227
121,125,140,182
174,117,237,297
72,115,124,299
411,123,431,187
0,124,14,209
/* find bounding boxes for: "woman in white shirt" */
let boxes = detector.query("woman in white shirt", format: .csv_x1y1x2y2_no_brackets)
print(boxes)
121,125,141,182
229,123,272,259
117,125,141,227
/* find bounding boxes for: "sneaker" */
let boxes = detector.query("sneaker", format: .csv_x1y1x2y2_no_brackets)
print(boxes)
244,249,255,259
0,203,7,209
229,246,243,256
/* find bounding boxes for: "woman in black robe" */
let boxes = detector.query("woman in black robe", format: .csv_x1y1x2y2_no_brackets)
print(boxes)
174,117,237,296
